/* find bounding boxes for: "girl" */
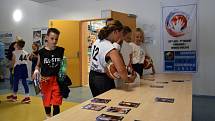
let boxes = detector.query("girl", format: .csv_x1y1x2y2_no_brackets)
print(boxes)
130,28,155,79
115,26,134,88
29,43,39,77
33,28,64,118
139,28,156,75
130,28,146,79
89,20,136,97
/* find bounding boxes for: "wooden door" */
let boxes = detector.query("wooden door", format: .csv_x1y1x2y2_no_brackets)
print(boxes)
111,11,137,40
49,20,81,87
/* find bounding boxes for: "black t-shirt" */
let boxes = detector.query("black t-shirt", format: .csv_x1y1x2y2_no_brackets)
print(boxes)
39,46,64,76
6,42,16,60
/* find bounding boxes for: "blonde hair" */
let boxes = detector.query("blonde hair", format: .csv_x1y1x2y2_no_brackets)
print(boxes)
135,28,144,42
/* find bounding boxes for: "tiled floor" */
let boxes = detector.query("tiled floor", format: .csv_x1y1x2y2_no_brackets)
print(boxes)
0,80,93,103
1,80,215,121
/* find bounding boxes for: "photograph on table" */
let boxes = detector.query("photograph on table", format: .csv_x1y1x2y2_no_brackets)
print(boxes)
172,80,185,82
156,81,169,84
91,98,111,104
106,106,131,114
96,114,124,121
155,97,175,103
150,85,164,88
118,101,140,108
82,103,106,111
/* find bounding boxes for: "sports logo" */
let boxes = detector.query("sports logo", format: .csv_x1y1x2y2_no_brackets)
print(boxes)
165,10,189,37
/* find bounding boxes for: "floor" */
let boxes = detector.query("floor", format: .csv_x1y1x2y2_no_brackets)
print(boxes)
0,80,93,103
1,80,215,121
192,95,215,121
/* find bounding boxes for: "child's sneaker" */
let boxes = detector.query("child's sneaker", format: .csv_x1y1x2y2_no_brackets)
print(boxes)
21,97,31,104
6,95,17,102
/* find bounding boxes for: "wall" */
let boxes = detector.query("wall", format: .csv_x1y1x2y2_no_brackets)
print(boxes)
45,0,215,96
0,0,68,79
0,0,215,96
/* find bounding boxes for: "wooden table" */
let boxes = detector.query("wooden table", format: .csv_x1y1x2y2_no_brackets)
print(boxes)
46,73,192,121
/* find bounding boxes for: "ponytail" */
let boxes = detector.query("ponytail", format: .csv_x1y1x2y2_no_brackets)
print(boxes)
98,20,123,40
98,26,109,40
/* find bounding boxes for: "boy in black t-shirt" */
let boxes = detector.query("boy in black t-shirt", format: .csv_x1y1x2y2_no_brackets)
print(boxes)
33,28,64,119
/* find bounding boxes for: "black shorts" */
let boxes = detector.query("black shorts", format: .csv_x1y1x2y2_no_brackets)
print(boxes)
89,70,115,97
132,64,144,77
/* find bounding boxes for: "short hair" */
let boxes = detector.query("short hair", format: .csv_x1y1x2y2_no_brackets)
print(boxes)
47,28,60,36
123,26,132,36
16,39,25,48
106,18,114,25
136,28,144,34
32,43,39,50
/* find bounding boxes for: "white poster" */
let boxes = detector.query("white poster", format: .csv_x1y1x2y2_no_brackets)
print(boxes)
33,27,48,47
161,0,198,72
0,32,14,58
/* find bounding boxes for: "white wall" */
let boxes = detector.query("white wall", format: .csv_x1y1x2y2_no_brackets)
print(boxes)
45,0,215,96
1,0,215,96
0,0,68,79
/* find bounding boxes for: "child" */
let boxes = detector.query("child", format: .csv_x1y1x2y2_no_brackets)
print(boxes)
33,28,65,118
89,20,136,97
130,28,155,78
6,41,16,89
120,26,133,67
129,28,146,79
138,28,156,75
115,26,134,88
6,38,30,103
29,43,39,76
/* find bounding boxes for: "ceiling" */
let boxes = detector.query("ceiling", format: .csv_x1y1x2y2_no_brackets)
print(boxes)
29,0,57,3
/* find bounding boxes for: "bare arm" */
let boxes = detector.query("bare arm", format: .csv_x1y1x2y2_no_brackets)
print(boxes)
12,53,15,67
32,54,41,80
107,49,128,81
35,54,41,70
107,49,135,83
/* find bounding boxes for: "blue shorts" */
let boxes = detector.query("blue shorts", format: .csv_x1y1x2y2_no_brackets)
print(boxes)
14,64,28,79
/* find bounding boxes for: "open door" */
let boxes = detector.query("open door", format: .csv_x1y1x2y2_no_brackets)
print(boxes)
49,20,81,87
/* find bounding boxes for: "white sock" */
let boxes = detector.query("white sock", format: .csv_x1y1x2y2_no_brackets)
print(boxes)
25,94,29,97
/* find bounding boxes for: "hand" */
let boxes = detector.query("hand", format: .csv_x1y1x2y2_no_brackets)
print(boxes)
116,38,123,45
125,73,137,83
32,69,40,80
170,19,185,32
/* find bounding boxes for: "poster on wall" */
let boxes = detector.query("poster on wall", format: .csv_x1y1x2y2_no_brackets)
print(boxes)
33,28,48,47
0,32,14,58
161,0,199,72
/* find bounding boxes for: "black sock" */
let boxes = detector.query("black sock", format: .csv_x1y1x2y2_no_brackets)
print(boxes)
53,105,60,116
44,107,51,115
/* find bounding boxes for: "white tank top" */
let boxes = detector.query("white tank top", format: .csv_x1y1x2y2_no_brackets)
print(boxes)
90,39,115,73
13,50,28,67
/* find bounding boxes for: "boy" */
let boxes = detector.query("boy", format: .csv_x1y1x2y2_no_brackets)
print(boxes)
33,28,64,118
7,38,30,103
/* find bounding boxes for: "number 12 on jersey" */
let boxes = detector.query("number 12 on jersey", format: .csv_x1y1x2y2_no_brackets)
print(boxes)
92,46,99,61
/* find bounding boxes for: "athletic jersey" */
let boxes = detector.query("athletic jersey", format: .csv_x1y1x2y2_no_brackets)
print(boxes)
129,42,146,64
120,41,132,66
112,42,121,50
90,39,115,73
39,46,64,76
13,50,28,67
